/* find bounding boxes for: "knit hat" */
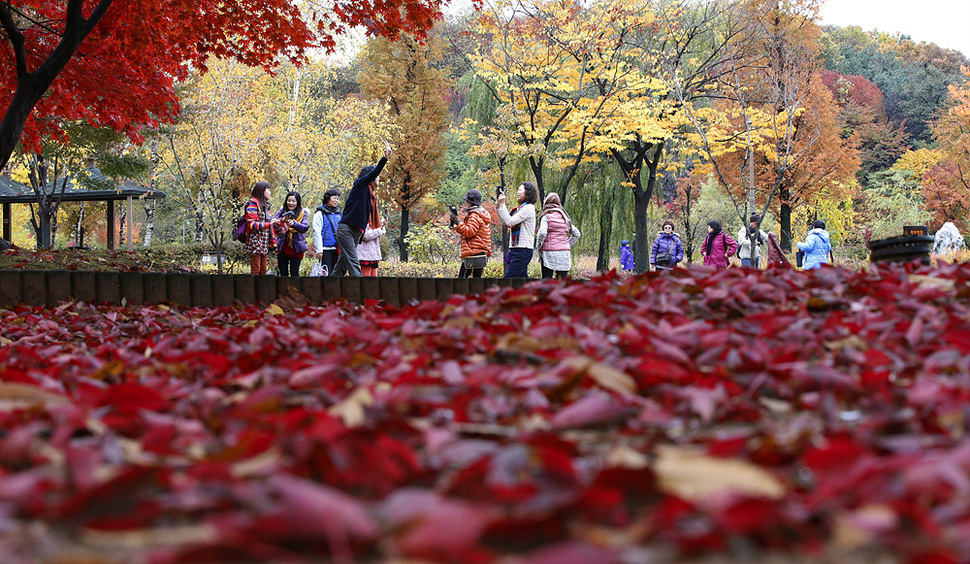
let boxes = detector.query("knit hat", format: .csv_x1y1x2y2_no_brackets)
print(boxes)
463,189,483,206
749,213,760,223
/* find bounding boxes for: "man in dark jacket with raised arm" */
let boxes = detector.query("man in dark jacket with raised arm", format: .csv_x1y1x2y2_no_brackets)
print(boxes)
332,141,392,277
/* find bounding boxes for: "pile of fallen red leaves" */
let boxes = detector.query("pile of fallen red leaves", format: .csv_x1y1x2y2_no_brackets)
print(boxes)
2,263,970,564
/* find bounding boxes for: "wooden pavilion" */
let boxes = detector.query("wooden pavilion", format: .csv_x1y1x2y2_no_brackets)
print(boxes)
0,170,166,250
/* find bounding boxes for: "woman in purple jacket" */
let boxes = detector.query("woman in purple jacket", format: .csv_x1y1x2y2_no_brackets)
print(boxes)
701,220,738,269
273,191,310,277
650,220,685,271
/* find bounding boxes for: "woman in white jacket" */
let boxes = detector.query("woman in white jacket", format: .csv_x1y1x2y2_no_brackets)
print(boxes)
357,218,386,277
496,182,538,278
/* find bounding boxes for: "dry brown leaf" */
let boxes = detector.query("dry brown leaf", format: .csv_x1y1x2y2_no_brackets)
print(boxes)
831,504,897,551
908,274,956,292
82,524,218,549
0,382,68,411
605,444,650,469
329,387,375,427
231,447,283,478
563,356,636,396
654,445,786,501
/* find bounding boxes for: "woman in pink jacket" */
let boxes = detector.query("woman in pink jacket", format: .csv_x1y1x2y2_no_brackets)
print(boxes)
701,220,737,269
536,193,580,279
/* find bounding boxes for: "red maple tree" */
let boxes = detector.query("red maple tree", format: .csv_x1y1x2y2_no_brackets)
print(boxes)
0,0,449,170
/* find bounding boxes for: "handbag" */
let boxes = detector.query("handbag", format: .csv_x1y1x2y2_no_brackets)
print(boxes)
655,251,671,266
796,250,804,268
463,254,487,269
309,262,328,277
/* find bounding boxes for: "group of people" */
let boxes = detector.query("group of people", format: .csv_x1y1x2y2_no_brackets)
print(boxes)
243,146,583,279
624,213,832,272
243,142,391,277
449,181,581,278
242,143,835,278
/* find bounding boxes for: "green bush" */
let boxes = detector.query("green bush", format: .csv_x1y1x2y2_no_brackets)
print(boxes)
403,222,460,264
145,242,250,273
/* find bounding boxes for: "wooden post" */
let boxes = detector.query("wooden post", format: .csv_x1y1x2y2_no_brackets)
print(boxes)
107,200,115,250
127,195,134,251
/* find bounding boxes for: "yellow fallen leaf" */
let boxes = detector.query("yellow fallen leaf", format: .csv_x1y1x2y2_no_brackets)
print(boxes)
329,387,375,427
654,446,786,501
265,303,285,316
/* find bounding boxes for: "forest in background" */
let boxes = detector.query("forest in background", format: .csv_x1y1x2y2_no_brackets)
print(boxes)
5,0,970,274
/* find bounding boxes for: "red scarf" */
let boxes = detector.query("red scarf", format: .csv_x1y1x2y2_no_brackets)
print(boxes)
368,186,381,229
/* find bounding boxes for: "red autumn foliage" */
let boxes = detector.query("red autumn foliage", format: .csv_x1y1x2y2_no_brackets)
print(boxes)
2,263,970,561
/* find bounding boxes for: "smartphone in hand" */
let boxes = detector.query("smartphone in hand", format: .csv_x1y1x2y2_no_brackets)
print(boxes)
282,211,294,219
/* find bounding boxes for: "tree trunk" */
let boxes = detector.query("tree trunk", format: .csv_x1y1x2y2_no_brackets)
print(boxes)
528,156,546,204
399,207,410,262
143,200,155,246
38,207,51,249
596,182,617,271
633,189,650,273
780,184,792,251
119,206,127,246
0,0,115,170
611,139,664,274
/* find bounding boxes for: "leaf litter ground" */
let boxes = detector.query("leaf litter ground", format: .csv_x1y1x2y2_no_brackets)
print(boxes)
2,263,970,564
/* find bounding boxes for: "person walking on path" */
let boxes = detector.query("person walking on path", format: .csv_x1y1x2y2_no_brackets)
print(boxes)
620,240,634,271
650,220,684,271
701,220,737,270
245,181,283,275
311,189,341,276
273,191,309,277
535,192,580,279
333,141,392,277
796,219,832,270
496,182,538,278
450,188,492,278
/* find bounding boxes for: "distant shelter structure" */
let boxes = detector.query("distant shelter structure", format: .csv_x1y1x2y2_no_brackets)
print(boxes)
0,169,166,251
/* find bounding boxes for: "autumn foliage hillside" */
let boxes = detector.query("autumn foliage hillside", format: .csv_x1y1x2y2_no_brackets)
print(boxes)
2,264,970,563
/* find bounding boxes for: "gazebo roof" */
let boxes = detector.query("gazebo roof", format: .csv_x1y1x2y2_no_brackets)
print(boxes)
0,169,166,204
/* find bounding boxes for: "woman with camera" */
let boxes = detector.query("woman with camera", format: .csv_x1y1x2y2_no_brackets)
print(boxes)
450,189,492,278
273,190,309,277
650,220,684,271
496,182,538,278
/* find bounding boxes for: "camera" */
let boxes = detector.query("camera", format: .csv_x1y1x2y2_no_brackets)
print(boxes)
495,186,504,199
448,204,458,215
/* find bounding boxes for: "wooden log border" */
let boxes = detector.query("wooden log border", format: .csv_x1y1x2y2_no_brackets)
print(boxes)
0,270,528,308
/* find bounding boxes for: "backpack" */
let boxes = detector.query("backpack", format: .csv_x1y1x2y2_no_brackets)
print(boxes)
234,214,248,243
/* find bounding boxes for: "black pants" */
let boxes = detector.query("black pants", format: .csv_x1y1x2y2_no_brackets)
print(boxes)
277,255,302,277
320,249,339,276
541,265,568,279
458,264,483,278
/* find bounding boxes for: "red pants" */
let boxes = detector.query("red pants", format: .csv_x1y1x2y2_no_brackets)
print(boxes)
250,254,268,275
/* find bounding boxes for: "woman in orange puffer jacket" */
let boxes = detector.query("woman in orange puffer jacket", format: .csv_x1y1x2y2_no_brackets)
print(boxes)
450,189,492,278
